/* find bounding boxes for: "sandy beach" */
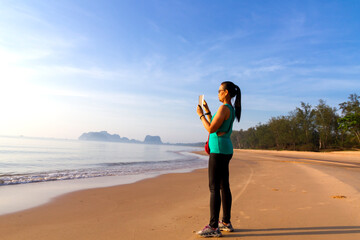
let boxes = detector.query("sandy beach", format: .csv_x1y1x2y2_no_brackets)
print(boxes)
1,149,360,240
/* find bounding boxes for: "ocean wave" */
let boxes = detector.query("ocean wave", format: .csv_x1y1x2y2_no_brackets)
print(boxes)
0,157,207,186
100,156,200,167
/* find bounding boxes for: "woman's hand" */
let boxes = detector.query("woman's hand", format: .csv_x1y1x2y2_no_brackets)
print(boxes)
197,105,204,117
203,100,210,113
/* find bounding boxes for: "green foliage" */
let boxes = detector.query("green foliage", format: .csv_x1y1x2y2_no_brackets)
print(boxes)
339,94,360,115
268,116,297,149
314,100,338,149
338,94,360,144
255,123,275,149
231,93,359,151
295,102,316,145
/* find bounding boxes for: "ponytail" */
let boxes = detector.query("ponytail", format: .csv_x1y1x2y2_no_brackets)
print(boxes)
221,81,241,122
234,85,241,122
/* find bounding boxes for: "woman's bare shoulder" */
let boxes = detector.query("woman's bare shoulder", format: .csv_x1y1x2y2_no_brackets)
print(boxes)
218,104,230,111
217,104,231,115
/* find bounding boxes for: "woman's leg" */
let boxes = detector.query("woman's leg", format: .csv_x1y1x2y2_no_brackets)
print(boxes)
220,154,232,223
208,153,221,228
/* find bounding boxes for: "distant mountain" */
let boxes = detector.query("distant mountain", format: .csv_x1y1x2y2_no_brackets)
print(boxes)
78,131,141,143
143,135,162,144
78,131,202,147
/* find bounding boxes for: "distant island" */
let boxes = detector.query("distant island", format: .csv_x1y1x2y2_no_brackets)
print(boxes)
79,131,163,144
79,131,141,143
143,135,162,144
78,131,203,147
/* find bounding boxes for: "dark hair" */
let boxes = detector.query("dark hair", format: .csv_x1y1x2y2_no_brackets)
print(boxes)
221,81,241,122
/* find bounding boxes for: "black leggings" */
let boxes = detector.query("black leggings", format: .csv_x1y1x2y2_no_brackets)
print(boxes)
208,153,233,228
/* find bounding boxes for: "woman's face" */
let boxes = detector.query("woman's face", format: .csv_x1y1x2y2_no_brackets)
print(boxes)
218,84,228,102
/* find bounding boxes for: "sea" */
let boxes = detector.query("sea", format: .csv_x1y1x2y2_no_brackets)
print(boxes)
0,136,207,215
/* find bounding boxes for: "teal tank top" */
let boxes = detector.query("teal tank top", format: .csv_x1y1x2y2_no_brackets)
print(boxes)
209,104,235,154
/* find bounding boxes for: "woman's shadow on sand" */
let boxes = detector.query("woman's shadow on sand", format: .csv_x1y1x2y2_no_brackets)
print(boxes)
221,226,360,238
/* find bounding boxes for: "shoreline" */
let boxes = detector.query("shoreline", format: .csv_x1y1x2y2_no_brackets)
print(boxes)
0,151,207,216
0,174,157,216
1,149,359,217
1,150,360,240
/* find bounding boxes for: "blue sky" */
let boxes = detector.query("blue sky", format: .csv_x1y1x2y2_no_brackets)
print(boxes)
0,0,359,143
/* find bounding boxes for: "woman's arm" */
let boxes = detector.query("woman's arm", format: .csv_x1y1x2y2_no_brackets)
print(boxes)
197,105,230,133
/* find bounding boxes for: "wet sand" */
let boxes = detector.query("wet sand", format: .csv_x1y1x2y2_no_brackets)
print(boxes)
1,149,360,240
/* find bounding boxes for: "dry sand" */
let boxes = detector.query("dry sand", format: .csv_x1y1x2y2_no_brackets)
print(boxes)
1,149,360,240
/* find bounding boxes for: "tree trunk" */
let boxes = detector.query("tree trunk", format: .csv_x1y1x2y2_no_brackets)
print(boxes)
355,131,360,144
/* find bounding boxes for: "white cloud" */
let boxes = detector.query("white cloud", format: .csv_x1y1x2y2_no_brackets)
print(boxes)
242,65,284,76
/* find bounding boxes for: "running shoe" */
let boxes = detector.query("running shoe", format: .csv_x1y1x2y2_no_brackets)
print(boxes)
196,225,222,238
218,221,234,232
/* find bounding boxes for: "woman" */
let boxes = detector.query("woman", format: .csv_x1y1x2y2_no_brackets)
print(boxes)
196,81,241,238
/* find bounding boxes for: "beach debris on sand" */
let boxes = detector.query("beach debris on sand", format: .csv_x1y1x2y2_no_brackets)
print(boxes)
332,195,347,199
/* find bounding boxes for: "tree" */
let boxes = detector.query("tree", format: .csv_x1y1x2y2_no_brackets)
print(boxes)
338,94,360,144
314,100,339,149
255,123,275,149
243,127,258,149
268,116,295,149
295,102,316,146
230,94,358,151
231,130,242,149
339,94,360,114
338,114,360,144
287,112,301,150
